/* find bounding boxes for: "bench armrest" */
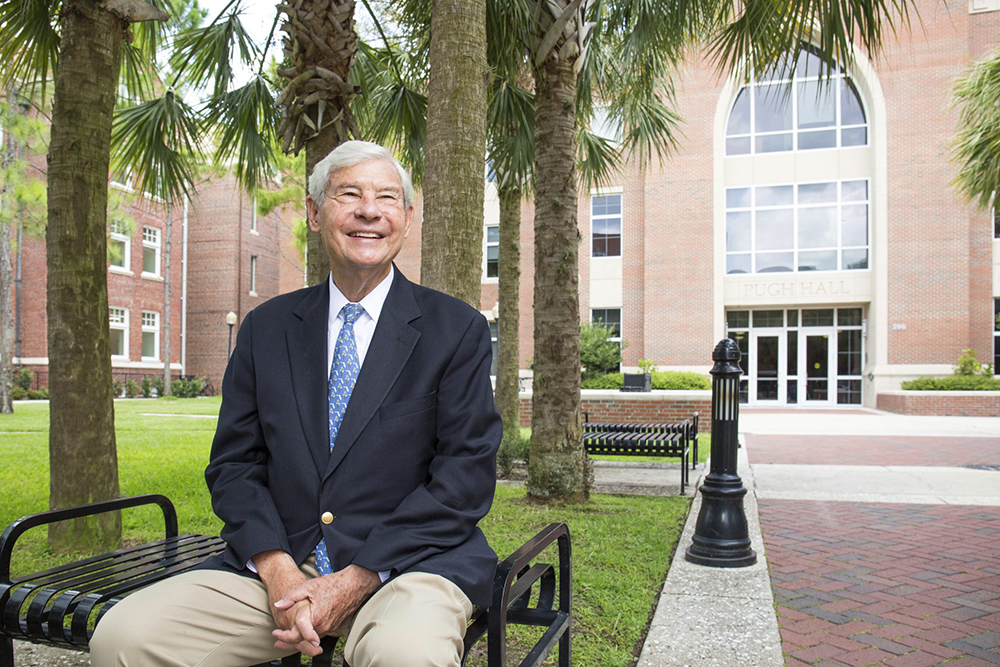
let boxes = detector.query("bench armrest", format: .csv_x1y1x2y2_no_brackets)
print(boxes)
488,522,571,666
0,494,178,582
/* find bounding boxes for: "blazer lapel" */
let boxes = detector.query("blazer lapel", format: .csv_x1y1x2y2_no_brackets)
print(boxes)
287,281,332,474
323,269,421,481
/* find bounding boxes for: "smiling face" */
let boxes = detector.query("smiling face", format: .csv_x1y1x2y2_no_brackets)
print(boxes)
306,158,413,299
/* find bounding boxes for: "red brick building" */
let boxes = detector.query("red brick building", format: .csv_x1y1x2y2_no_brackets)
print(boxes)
11,176,300,394
472,0,1000,408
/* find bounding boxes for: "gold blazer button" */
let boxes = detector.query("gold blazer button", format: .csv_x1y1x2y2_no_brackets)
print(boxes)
321,512,334,524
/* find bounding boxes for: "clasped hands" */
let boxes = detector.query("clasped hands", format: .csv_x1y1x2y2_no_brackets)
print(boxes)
254,550,380,658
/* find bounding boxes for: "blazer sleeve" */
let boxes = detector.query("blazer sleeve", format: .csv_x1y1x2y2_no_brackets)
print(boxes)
351,313,501,573
204,310,291,568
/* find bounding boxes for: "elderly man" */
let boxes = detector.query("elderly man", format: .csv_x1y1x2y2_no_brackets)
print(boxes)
91,141,502,666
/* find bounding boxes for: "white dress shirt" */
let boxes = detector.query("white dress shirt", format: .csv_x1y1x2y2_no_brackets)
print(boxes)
326,265,394,372
248,267,395,581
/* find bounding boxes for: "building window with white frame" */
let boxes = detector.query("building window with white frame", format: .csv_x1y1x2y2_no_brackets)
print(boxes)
489,320,498,376
109,220,130,271
250,255,258,295
109,307,128,360
725,46,867,156
994,298,999,374
141,311,160,361
142,226,161,276
592,194,622,257
994,206,999,239
251,197,258,234
485,224,499,279
725,180,869,274
591,308,622,372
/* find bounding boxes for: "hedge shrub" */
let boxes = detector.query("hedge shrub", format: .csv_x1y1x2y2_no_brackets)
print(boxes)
581,371,710,390
901,375,1000,391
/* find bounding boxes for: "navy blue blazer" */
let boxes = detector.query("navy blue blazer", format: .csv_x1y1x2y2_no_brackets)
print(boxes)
203,267,502,606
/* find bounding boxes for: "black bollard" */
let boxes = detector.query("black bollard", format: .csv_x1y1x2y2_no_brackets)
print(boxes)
685,338,757,568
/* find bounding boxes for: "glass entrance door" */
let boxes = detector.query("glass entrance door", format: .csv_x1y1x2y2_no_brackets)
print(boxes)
750,331,785,403
803,332,835,404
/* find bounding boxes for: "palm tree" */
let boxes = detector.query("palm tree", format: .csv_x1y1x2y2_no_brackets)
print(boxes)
0,0,174,551
951,44,1000,211
490,0,919,503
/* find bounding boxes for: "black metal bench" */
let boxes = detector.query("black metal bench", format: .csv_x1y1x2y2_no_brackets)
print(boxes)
1,495,571,667
583,413,700,495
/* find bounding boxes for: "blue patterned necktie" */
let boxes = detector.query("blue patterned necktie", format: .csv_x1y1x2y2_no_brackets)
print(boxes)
315,302,364,576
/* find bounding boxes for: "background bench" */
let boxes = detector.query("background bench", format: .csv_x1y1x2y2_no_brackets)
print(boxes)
583,413,699,495
1,495,570,667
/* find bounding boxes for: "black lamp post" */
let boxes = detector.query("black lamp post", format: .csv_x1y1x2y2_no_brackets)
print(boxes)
685,338,757,568
226,311,237,360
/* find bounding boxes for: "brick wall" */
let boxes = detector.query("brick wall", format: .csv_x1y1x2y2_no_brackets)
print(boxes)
186,179,286,391
877,391,1000,417
518,390,710,430
11,189,185,373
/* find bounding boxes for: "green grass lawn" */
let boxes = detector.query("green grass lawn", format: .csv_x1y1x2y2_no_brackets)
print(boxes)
2,400,689,666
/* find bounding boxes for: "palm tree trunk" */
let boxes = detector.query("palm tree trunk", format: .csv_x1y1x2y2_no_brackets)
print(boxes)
494,182,521,442
0,114,15,414
527,55,590,503
162,198,172,394
419,0,488,306
277,0,358,286
46,0,123,552
0,221,13,414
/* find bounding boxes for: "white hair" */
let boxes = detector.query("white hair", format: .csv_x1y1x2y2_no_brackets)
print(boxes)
308,140,414,209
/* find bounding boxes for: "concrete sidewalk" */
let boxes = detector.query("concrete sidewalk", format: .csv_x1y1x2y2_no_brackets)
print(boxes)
637,409,1000,667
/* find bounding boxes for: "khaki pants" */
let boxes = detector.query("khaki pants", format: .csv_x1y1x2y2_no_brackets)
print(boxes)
89,562,474,667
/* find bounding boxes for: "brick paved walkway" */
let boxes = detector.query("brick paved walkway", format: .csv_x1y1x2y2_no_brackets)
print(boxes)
760,499,1000,666
746,435,1000,467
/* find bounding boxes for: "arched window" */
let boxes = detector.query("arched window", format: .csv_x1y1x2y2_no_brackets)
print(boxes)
725,47,867,155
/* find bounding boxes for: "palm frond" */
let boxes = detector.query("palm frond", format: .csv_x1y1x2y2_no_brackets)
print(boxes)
352,42,428,184
119,41,156,102
111,89,200,203
170,6,259,98
577,128,621,191
487,77,535,193
711,0,915,83
131,0,176,62
202,74,278,191
0,0,60,98
951,45,1000,211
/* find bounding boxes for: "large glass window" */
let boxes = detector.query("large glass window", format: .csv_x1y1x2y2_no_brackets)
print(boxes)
726,180,869,274
837,308,863,404
142,226,161,276
726,46,868,156
141,311,159,361
485,224,499,279
591,194,622,257
109,220,130,271
109,307,128,360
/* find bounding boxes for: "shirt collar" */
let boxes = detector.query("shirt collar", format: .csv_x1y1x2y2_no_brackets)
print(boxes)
327,265,394,326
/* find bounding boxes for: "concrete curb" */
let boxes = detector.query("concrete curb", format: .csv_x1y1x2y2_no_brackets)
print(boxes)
637,441,784,667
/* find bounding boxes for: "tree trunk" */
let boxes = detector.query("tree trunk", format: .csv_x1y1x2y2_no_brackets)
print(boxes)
305,131,337,285
0,221,13,414
494,182,521,442
277,0,358,286
527,55,590,503
419,0,488,307
162,198,172,394
46,0,123,551
0,116,15,414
